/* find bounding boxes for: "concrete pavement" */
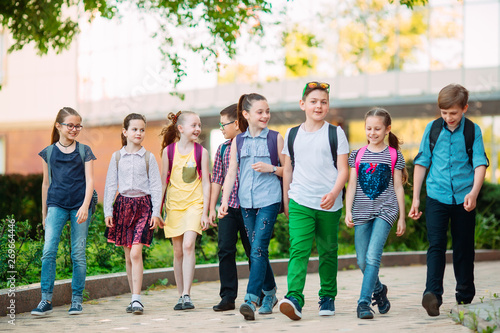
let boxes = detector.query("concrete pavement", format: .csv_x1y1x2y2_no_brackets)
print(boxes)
4,261,500,332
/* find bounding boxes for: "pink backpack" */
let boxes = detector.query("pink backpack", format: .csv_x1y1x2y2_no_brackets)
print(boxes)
355,145,398,175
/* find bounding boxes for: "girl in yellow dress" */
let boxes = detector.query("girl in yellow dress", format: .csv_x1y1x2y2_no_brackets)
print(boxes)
160,111,212,311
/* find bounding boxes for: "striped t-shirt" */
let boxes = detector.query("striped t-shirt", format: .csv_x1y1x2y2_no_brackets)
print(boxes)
348,146,405,226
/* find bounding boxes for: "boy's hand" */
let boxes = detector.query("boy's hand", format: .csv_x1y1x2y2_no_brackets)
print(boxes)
150,216,162,230
251,162,272,173
320,192,336,210
208,210,217,225
344,212,354,228
463,192,478,212
408,200,422,220
218,202,229,219
105,216,114,228
396,217,406,236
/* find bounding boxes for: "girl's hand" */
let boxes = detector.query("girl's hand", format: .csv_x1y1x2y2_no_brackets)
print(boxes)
408,199,422,220
76,206,89,224
344,212,354,228
201,215,212,231
320,192,336,210
218,202,229,219
42,213,47,229
396,218,406,236
105,216,114,228
251,162,272,173
150,216,162,230
208,210,217,225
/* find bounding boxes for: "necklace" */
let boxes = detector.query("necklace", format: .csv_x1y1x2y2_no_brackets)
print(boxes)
58,140,74,148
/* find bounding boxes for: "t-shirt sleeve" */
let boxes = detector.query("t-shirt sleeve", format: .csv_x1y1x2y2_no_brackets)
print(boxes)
84,145,97,162
414,121,432,168
395,150,406,170
348,150,358,168
336,127,349,155
38,147,48,163
282,128,291,157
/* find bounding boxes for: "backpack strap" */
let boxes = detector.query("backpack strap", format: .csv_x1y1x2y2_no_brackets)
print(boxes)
328,124,338,169
46,144,54,184
463,117,474,167
166,142,176,185
388,146,397,175
429,118,443,155
288,126,300,169
115,149,150,177
115,150,121,170
267,130,279,166
194,142,203,179
220,141,228,162
355,145,368,175
236,133,244,164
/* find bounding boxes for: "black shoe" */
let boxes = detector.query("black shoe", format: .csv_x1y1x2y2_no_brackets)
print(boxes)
131,300,144,315
182,295,195,310
422,292,440,317
357,302,375,319
372,284,391,314
213,299,236,311
31,300,53,316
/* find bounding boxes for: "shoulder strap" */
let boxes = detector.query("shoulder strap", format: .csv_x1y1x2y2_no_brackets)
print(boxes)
145,150,151,177
46,145,54,184
267,130,279,166
194,143,202,179
236,133,244,164
429,118,443,154
166,142,176,184
288,126,300,169
463,117,475,167
355,145,368,175
220,142,228,162
328,124,338,169
388,146,398,174
115,151,121,170
78,142,86,164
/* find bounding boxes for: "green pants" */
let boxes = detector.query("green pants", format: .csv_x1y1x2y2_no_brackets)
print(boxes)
286,199,341,307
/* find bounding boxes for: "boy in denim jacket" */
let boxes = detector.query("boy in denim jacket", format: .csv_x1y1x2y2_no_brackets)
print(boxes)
409,84,488,317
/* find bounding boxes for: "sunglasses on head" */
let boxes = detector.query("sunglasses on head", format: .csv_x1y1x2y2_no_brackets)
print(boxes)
302,82,330,97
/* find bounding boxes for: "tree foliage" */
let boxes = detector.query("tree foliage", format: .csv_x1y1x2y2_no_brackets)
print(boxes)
0,0,271,86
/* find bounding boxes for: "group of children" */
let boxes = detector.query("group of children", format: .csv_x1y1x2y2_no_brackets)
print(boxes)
31,83,488,323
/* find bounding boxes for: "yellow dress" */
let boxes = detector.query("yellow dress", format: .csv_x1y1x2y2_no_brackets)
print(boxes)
163,144,203,238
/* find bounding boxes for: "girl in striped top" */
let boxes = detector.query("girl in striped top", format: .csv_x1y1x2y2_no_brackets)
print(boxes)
345,108,408,320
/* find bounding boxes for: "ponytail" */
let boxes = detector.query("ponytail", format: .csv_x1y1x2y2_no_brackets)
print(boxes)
160,110,199,156
388,131,409,185
51,107,81,144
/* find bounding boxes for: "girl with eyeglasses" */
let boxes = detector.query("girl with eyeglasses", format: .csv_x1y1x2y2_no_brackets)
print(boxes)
32,107,96,316
218,93,285,321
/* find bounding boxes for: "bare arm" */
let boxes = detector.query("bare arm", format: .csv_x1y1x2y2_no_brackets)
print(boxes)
218,139,238,218
463,165,486,212
282,155,293,218
409,164,427,220
320,153,348,210
209,183,222,223
201,148,213,230
76,160,94,224
250,133,285,176
41,160,49,228
344,167,357,228
393,169,406,236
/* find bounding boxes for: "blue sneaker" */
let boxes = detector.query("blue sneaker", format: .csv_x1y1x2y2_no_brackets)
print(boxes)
31,300,53,316
68,302,83,315
240,301,256,320
372,284,391,314
318,296,335,316
258,288,278,315
357,302,375,319
279,296,302,320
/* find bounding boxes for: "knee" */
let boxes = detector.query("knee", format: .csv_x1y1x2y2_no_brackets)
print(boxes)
183,242,195,256
129,249,142,263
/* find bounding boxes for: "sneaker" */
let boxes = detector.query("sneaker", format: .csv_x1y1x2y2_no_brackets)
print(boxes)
131,300,144,315
174,296,184,310
240,301,256,321
357,302,375,319
372,284,391,314
182,294,195,310
126,302,133,313
31,300,53,316
258,292,278,315
68,302,83,315
279,296,302,320
318,296,335,316
213,299,236,312
422,292,440,317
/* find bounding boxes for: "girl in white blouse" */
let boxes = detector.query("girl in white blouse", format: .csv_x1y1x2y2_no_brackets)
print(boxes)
103,113,163,315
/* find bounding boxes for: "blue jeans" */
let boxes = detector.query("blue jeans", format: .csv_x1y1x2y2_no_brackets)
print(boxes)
41,206,90,303
354,217,392,305
241,202,280,303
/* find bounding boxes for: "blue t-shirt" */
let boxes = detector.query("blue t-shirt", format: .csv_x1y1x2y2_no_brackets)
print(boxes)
39,142,96,210
414,116,488,205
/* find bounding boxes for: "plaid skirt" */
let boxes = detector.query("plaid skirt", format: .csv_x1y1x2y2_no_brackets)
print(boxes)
105,194,154,247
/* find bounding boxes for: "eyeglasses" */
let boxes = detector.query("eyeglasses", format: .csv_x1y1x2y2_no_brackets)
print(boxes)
302,82,330,97
60,123,83,131
219,120,236,130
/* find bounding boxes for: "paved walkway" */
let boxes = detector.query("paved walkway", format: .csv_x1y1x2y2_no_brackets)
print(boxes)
5,261,500,332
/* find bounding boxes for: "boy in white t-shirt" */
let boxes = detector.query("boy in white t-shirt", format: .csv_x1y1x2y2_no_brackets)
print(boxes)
278,82,349,320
